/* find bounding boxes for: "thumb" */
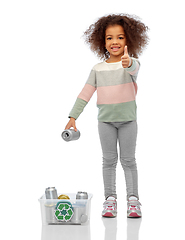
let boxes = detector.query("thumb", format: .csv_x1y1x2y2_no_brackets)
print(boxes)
124,45,128,55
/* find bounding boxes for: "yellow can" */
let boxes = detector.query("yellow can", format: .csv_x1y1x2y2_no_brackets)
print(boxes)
58,194,70,200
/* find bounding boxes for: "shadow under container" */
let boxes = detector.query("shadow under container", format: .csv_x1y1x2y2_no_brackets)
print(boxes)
39,193,93,225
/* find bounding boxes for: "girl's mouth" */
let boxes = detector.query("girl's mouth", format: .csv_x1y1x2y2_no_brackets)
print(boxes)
111,46,120,52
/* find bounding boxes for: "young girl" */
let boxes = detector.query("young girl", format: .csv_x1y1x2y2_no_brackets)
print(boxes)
65,14,149,218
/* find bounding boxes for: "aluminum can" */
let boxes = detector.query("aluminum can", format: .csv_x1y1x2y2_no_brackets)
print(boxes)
61,129,80,142
76,191,88,199
71,206,87,224
73,192,88,224
58,194,70,199
45,203,57,224
45,187,58,199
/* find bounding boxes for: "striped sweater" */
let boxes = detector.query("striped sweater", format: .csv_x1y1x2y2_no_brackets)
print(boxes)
69,58,140,122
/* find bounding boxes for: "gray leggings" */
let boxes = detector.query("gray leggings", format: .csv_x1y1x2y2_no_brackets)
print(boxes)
98,121,139,200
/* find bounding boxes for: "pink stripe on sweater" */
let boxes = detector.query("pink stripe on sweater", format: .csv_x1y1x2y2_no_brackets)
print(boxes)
127,62,140,75
133,82,137,95
78,84,96,102
97,83,137,105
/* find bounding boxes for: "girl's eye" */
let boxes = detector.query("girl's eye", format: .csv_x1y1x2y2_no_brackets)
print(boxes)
106,36,124,40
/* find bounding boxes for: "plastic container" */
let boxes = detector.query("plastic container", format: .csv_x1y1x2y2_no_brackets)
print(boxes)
39,193,93,225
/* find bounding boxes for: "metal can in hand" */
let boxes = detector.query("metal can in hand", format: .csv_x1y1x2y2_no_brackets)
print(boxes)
62,129,80,142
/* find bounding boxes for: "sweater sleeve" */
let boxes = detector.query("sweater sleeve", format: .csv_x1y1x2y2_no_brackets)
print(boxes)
69,69,96,119
125,58,140,80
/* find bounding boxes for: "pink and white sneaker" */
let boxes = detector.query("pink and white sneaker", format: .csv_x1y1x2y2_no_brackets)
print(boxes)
127,196,142,218
102,196,117,218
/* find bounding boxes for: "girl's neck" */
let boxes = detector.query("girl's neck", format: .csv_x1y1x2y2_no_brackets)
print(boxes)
106,56,122,63
106,59,121,63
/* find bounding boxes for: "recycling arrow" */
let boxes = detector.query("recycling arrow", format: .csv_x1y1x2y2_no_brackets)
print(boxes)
54,202,74,222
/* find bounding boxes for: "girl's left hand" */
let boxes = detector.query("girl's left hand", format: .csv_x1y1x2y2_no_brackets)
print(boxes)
121,46,132,68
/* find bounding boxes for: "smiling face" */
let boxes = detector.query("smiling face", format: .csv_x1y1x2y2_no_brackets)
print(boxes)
105,24,126,63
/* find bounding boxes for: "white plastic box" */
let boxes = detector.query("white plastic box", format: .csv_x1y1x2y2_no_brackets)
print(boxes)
39,193,93,225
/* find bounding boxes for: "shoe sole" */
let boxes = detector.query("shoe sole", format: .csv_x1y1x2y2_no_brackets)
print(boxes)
102,211,117,218
127,211,142,218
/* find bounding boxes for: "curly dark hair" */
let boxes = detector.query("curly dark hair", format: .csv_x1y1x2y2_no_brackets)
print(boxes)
83,14,149,60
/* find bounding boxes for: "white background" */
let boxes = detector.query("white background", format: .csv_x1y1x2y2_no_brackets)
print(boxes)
0,0,185,239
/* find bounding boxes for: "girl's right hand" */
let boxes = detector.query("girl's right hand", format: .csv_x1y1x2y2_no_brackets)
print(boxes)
65,117,77,131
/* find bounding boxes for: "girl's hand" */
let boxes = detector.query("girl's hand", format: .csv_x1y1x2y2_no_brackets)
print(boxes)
121,46,132,68
65,117,77,131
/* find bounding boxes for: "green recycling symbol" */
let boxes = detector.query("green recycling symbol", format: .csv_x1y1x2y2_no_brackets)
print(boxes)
54,202,74,222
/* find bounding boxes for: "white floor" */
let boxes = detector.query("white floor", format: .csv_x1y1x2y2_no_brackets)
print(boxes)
41,216,141,240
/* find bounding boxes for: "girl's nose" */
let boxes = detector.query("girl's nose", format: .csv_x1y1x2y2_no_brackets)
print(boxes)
112,39,118,44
